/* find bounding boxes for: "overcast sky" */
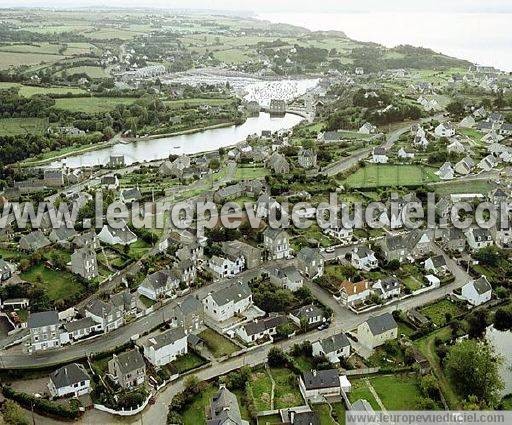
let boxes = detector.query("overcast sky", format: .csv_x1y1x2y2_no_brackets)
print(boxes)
3,0,512,13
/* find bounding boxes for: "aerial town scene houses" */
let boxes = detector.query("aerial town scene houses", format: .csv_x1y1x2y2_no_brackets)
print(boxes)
0,4,511,425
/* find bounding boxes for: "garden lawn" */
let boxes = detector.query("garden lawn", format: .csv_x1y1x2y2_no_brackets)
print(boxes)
271,367,304,409
348,379,380,410
312,403,346,425
369,375,423,410
0,117,48,136
419,299,464,327
345,165,439,189
20,264,85,301
292,355,315,373
415,327,460,409
0,247,27,260
54,97,137,113
198,328,239,358
170,352,207,374
403,276,423,292
126,239,151,260
248,369,273,411
139,295,156,308
181,384,218,425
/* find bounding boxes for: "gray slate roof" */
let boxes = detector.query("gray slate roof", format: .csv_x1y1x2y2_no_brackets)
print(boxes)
114,349,145,375
242,315,287,336
50,363,90,389
318,332,350,353
365,312,397,336
64,317,97,333
28,311,59,329
302,369,339,390
145,327,186,350
209,281,251,307
207,386,243,425
292,304,324,321
472,276,492,295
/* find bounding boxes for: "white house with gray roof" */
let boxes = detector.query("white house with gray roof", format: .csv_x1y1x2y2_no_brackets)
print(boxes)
49,227,77,244
424,255,448,275
97,222,137,246
63,317,101,341
357,312,398,349
108,349,146,389
120,187,142,204
137,269,179,301
0,259,13,281
465,227,493,250
461,276,492,306
263,228,291,260
436,162,455,180
202,281,252,322
372,147,388,163
269,266,304,292
172,295,204,334
289,304,326,329
312,332,351,364
299,369,347,402
208,253,245,280
27,311,61,353
235,314,287,344
84,298,123,333
435,122,456,138
142,327,188,366
350,247,378,271
372,277,401,300
48,363,91,398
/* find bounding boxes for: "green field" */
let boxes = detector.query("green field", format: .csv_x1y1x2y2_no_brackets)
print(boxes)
163,98,233,109
234,166,269,180
0,82,86,97
63,42,97,55
214,49,253,64
0,51,66,69
20,263,85,301
54,96,137,113
0,117,48,136
345,165,439,188
431,180,495,196
58,65,108,79
0,43,63,55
